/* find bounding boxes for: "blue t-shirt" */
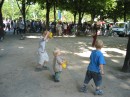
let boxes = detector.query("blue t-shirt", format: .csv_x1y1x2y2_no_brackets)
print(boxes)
87,50,106,73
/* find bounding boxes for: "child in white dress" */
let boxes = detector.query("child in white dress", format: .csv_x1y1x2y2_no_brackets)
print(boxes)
35,31,52,71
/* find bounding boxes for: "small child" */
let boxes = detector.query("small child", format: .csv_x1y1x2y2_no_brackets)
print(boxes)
80,39,106,95
35,30,52,71
52,48,64,82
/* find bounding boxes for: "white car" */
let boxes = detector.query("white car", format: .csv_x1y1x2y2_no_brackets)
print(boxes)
112,22,130,37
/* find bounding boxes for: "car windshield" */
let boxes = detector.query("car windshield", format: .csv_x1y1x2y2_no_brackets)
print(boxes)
114,23,125,28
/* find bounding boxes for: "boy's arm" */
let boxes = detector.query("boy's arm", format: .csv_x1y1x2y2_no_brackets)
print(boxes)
100,64,104,75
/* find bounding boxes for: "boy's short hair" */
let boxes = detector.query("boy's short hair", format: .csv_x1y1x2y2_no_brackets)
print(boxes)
95,39,104,49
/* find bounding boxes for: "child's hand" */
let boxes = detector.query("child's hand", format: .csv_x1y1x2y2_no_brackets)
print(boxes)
61,60,67,69
101,70,104,75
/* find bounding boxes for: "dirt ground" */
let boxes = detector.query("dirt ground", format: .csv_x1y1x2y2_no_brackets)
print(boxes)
0,33,130,97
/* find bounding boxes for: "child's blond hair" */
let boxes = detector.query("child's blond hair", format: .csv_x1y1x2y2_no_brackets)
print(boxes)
42,31,48,36
53,48,61,56
42,30,53,39
95,39,104,49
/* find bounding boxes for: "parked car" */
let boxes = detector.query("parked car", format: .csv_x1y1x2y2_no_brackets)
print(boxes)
112,21,130,37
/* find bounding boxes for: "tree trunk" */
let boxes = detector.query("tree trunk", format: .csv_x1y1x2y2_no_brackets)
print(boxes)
46,0,50,30
124,2,127,22
81,12,84,20
16,0,26,33
73,11,77,24
113,14,117,24
54,0,56,22
78,11,82,25
0,0,4,40
91,14,95,23
22,0,26,33
122,35,130,72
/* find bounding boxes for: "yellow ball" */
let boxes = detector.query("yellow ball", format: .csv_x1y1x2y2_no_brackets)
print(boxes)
49,32,53,38
62,61,67,69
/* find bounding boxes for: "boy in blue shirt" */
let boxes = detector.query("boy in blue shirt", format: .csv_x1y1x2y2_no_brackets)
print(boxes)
80,39,106,95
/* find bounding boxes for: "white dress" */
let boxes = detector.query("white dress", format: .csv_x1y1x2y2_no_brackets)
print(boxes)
38,37,49,65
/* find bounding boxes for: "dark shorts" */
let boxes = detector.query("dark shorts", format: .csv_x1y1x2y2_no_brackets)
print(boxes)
84,70,102,87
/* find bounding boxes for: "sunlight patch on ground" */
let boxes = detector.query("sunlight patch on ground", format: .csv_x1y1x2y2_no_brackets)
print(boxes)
103,53,111,57
18,46,24,49
102,48,126,56
111,59,120,63
61,50,73,54
67,65,85,70
120,82,130,90
82,60,89,64
26,35,40,39
0,49,4,51
79,47,86,51
74,51,91,58
53,35,76,38
64,45,126,60
88,47,95,50
127,79,130,84
76,42,86,45
87,47,126,57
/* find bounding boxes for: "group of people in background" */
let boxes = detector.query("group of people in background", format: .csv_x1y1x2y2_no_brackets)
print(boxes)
2,17,114,38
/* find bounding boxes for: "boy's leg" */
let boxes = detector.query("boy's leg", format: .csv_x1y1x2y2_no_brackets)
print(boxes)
54,72,61,82
80,84,87,93
93,73,103,95
80,70,92,93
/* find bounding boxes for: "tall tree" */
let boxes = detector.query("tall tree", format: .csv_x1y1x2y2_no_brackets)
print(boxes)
113,0,130,22
16,0,35,33
122,35,130,72
36,0,53,29
45,0,51,29
58,0,86,24
16,0,26,32
2,0,19,19
0,0,4,40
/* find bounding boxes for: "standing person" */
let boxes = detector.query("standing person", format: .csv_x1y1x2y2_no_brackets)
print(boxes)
92,23,98,47
13,20,17,35
106,24,110,36
56,21,62,36
63,22,67,35
80,39,106,95
18,17,25,39
35,30,52,71
52,48,64,82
